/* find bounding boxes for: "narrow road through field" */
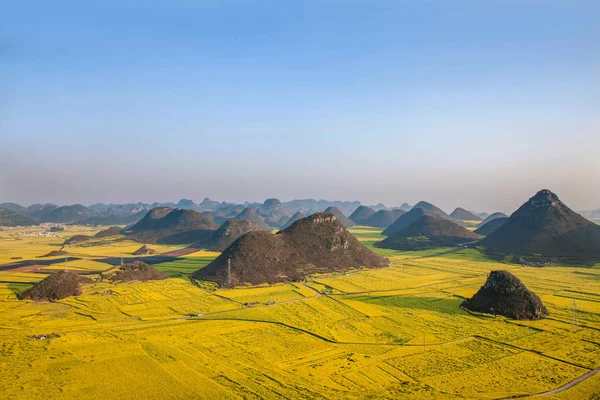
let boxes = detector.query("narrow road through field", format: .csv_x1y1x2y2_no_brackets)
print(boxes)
534,366,600,396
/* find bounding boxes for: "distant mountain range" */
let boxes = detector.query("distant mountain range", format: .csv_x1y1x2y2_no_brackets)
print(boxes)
1,197,595,229
0,198,401,227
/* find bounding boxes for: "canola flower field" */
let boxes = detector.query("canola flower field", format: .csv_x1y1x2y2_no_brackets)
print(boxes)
0,226,599,399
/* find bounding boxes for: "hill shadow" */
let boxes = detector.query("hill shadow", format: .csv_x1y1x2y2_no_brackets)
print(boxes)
93,256,182,266
0,258,83,271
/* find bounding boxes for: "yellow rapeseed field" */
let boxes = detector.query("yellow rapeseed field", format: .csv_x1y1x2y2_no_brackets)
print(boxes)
0,226,598,399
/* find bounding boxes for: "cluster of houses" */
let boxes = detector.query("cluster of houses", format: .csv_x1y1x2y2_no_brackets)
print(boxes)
17,230,58,237
12,222,67,237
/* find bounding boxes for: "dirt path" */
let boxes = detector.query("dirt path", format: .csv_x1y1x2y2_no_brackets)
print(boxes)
534,366,600,396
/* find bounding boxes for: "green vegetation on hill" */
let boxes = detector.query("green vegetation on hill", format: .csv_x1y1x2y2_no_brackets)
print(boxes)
365,209,405,228
474,217,508,236
233,207,272,230
383,207,433,236
376,214,482,250
195,219,262,251
18,271,93,302
349,205,376,224
412,201,450,218
194,212,388,287
0,208,37,226
128,207,218,244
105,261,168,282
480,190,600,262
479,212,508,226
450,207,483,221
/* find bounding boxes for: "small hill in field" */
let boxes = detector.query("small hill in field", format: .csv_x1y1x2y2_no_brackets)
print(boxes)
480,189,600,262
193,212,388,287
94,226,122,238
349,206,376,224
383,208,433,236
133,245,158,255
478,212,508,227
106,261,167,282
474,217,508,236
41,250,71,257
18,271,93,302
0,208,37,226
450,208,483,221
376,214,481,250
127,207,218,244
323,206,354,227
413,201,449,218
234,208,272,230
365,209,406,228
196,219,262,251
462,270,548,320
64,235,92,245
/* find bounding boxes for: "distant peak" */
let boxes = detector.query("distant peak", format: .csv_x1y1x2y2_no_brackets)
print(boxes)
263,198,281,206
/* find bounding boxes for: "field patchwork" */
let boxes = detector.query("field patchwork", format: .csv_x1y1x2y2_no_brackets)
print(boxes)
0,226,599,399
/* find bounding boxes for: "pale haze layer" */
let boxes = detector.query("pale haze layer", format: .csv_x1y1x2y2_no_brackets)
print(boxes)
2,1,599,213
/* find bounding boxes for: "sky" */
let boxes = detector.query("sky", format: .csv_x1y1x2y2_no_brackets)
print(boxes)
2,0,599,213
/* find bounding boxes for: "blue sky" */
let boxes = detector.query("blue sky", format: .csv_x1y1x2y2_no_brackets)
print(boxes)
2,0,599,212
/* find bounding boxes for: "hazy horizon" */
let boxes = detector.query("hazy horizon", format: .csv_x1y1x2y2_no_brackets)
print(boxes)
1,186,596,217
3,1,599,212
